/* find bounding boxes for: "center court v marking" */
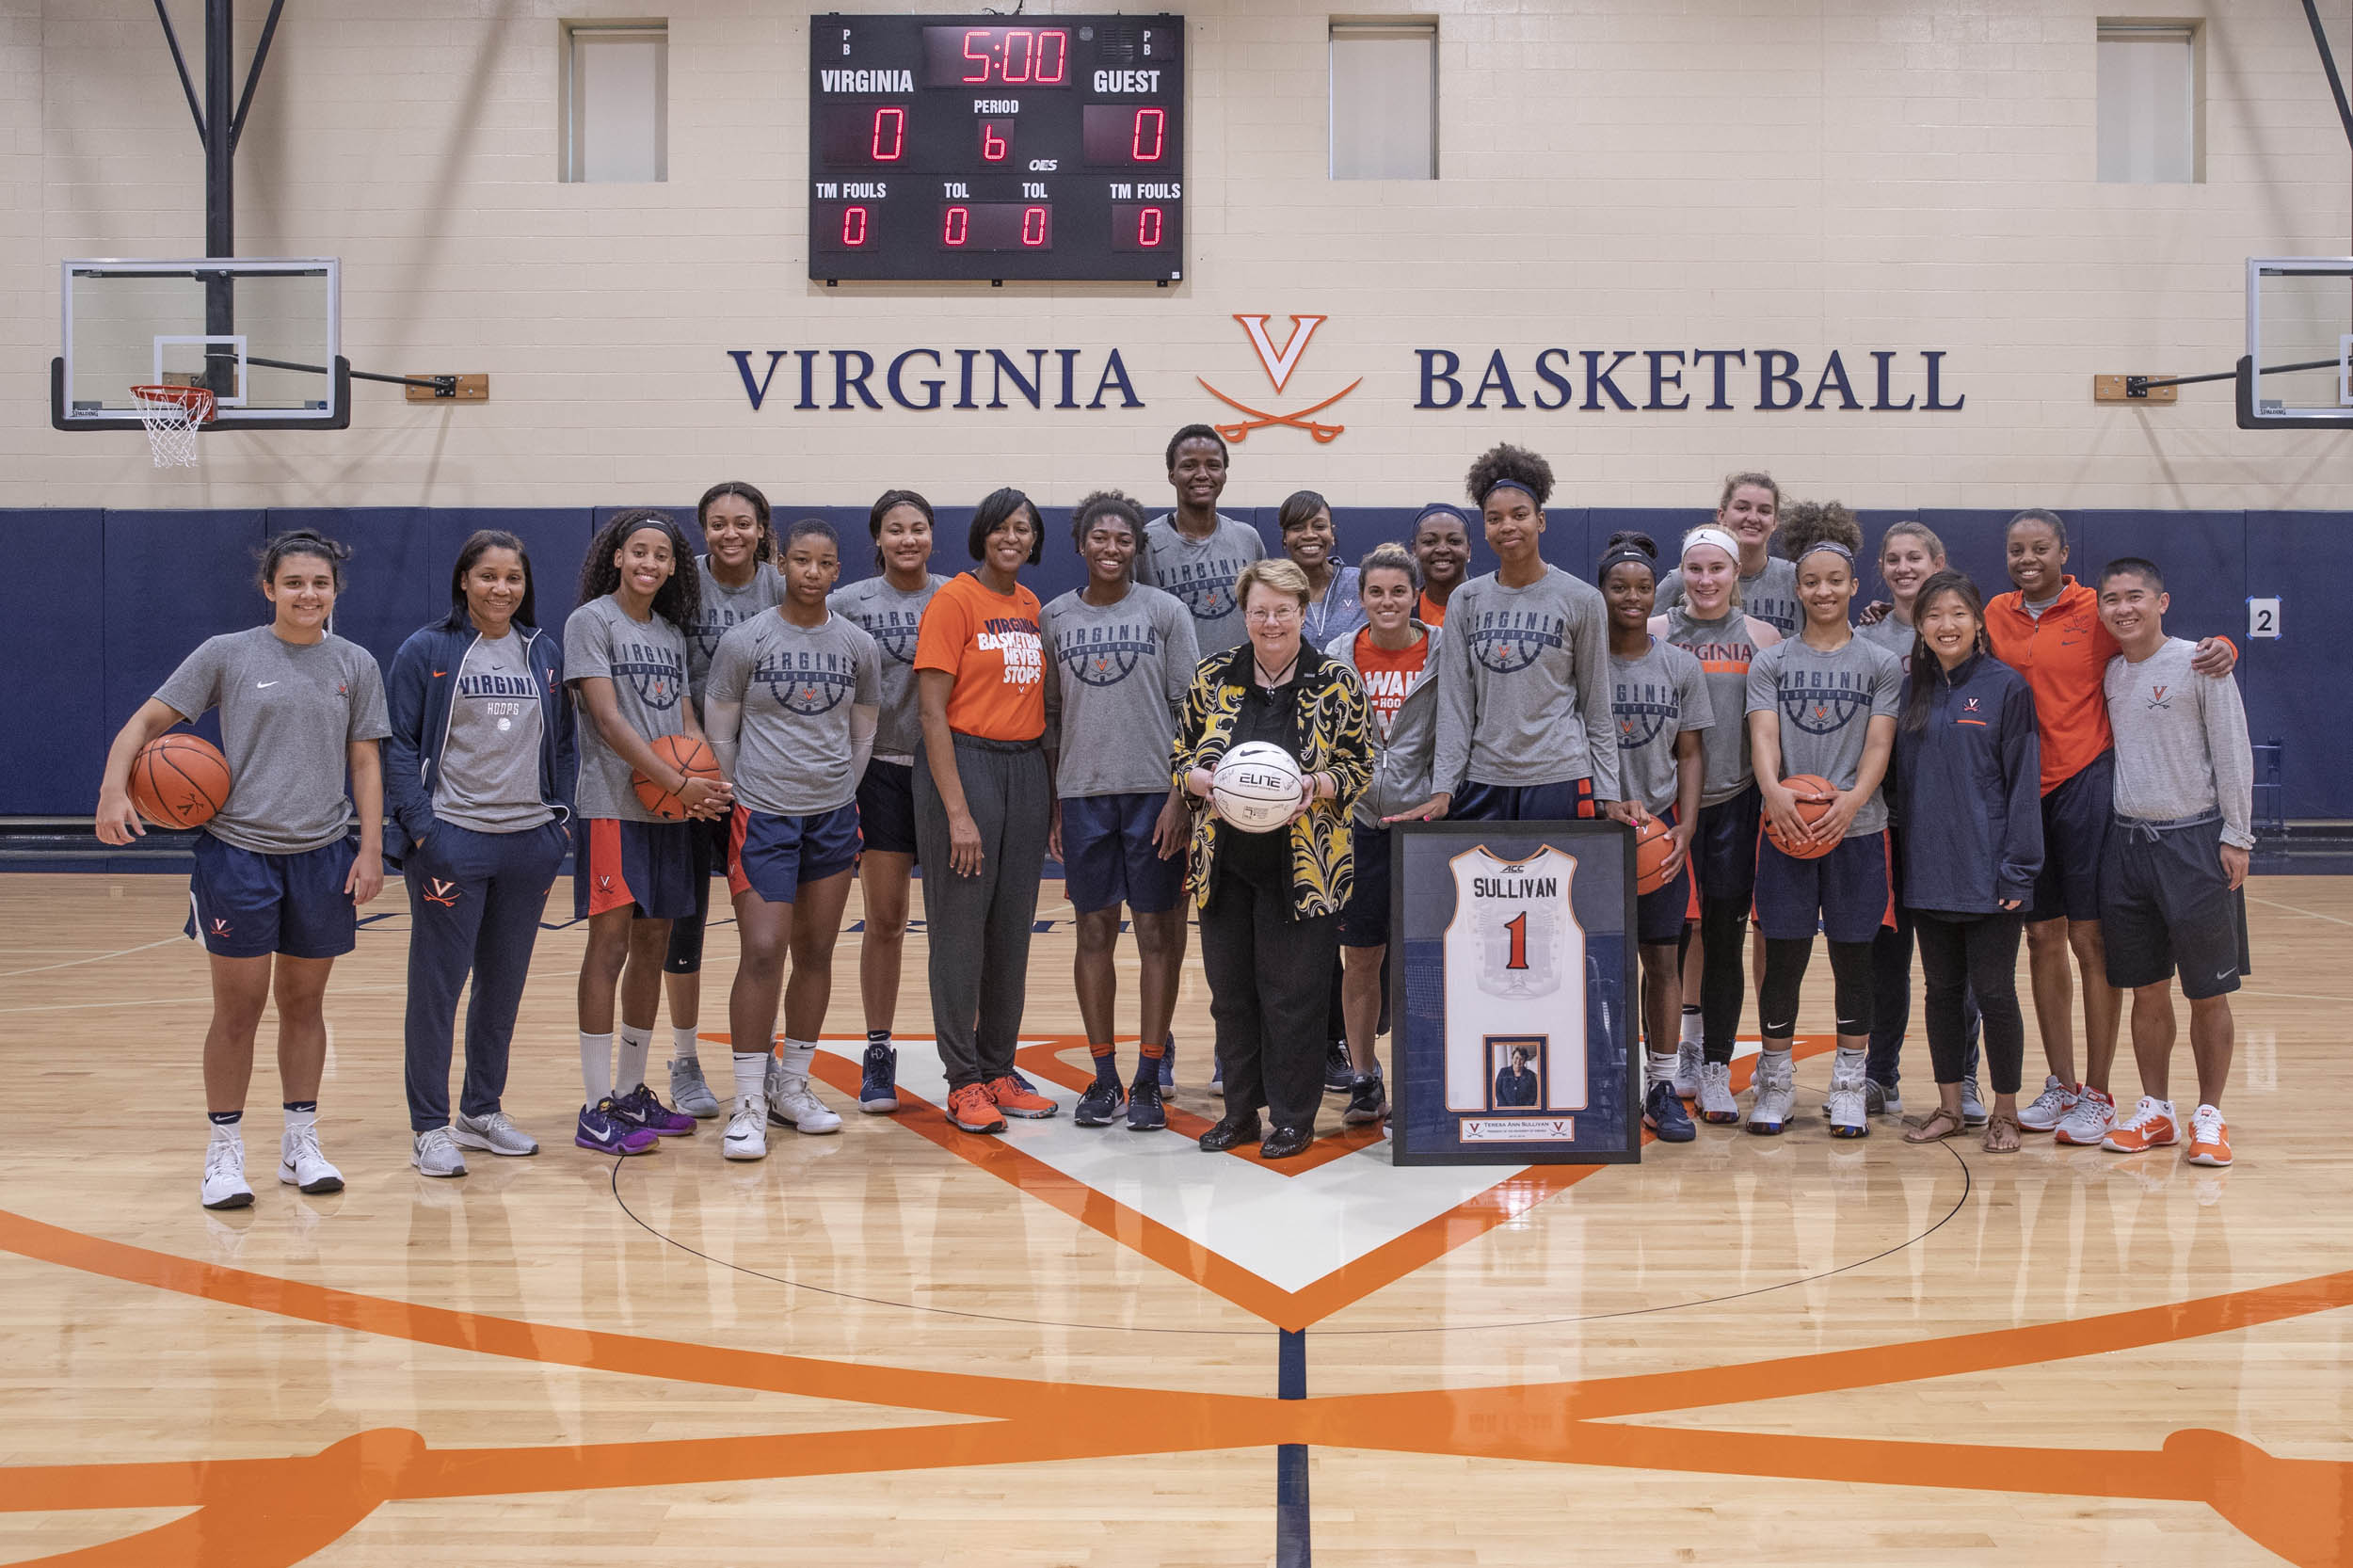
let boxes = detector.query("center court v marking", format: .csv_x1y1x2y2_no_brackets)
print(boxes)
2,1206,2349,1568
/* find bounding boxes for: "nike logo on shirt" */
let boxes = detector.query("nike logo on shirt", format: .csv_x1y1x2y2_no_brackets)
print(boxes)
255,681,280,688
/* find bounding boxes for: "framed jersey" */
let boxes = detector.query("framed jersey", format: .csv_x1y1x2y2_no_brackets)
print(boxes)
1389,821,1639,1165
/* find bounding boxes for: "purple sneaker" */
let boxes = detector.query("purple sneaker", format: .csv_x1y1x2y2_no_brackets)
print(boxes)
576,1099,660,1156
613,1082,696,1137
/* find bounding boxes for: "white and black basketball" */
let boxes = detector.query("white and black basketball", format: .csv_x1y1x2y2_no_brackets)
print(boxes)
1211,742,1305,833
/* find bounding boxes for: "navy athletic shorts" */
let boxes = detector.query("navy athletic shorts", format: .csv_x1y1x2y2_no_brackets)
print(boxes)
856,759,920,857
2027,749,2114,925
186,833,359,960
1691,785,1764,909
1636,805,1694,945
2100,813,2249,1000
1060,790,1186,916
1452,775,1595,823
727,804,862,905
574,817,699,921
1754,828,1894,945
1337,822,1393,948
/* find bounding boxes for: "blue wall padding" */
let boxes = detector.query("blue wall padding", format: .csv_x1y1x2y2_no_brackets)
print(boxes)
2,504,2339,821
0,510,106,812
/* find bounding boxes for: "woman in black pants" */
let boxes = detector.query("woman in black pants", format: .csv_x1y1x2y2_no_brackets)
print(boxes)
1175,557,1372,1160
1897,571,2044,1153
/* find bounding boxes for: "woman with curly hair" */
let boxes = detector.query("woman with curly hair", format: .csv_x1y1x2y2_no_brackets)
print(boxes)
1411,444,1625,824
566,509,729,1156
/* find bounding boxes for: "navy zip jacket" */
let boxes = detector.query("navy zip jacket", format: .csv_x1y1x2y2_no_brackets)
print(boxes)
1894,649,2043,913
382,609,576,866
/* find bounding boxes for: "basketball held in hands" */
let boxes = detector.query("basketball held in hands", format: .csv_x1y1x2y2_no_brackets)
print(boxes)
1211,743,1305,834
632,734,723,820
1765,774,1841,860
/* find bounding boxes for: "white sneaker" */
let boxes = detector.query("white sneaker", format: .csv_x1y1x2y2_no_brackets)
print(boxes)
2054,1085,2117,1146
1825,1046,1869,1138
765,1048,842,1134
723,1096,769,1160
411,1126,470,1178
279,1125,344,1194
668,1056,722,1119
1696,1061,1739,1124
1959,1076,1989,1128
453,1110,539,1157
1672,1040,1703,1099
201,1130,254,1210
1747,1052,1796,1136
2017,1075,2080,1133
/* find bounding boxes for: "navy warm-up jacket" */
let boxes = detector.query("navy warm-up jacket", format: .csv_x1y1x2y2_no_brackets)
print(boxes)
1893,649,2044,914
381,611,575,867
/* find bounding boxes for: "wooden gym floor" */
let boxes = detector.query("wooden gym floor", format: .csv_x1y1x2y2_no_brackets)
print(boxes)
1,871,2349,1566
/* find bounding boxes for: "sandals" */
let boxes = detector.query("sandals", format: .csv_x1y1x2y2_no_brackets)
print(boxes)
1981,1112,2024,1155
1902,1106,1965,1144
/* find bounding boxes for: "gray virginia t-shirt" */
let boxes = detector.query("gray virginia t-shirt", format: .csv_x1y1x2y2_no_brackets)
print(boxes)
1609,637,1714,817
1432,567,1621,801
1133,512,1264,658
153,626,391,855
829,572,947,760
1854,612,1915,670
432,631,552,835
1745,633,1905,835
564,595,691,823
1040,583,1200,799
1658,604,1771,807
706,611,881,816
685,556,785,706
1660,552,1801,638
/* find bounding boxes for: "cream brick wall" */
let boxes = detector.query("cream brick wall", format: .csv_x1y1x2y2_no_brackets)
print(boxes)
5,0,2351,510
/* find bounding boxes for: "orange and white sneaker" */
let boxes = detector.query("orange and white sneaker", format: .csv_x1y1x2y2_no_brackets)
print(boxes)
2185,1103,2233,1167
946,1083,1007,1135
2102,1096,2179,1153
985,1074,1059,1119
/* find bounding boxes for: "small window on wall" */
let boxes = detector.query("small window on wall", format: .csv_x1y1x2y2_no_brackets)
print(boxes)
1330,22,1436,180
2097,21,2200,183
563,22,668,182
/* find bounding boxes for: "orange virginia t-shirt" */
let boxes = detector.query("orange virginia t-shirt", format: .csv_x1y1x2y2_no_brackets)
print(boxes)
913,571,1047,742
1353,626,1430,739
1417,589,1447,626
1984,576,2117,795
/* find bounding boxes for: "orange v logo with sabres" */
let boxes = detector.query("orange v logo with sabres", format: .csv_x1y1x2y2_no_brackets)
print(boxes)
1197,313,1361,444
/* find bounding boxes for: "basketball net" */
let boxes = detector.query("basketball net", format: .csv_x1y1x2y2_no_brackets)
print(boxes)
130,385,216,468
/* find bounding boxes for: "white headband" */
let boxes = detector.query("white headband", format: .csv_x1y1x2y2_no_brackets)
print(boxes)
1681,526,1740,563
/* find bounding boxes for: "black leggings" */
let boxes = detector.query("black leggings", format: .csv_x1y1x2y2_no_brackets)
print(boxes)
1696,896,1750,1064
1913,911,2025,1094
1758,936,1875,1042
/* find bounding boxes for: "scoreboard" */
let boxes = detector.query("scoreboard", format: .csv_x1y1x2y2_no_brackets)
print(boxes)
808,14,1184,283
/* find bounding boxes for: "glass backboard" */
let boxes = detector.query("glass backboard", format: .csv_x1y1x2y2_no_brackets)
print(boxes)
2245,258,2353,430
51,258,347,432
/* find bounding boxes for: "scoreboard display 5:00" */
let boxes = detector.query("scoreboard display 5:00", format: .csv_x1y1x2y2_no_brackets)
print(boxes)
809,13,1184,283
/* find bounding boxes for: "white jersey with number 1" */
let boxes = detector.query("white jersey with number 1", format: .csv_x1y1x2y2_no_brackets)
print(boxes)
1443,845,1586,1112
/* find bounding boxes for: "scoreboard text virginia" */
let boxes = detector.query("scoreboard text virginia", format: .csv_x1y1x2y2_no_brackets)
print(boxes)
808,14,1185,283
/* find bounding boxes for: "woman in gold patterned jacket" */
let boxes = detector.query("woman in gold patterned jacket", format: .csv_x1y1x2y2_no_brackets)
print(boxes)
1172,557,1372,1160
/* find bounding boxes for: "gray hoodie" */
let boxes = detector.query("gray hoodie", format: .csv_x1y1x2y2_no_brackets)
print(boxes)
1325,620,1443,825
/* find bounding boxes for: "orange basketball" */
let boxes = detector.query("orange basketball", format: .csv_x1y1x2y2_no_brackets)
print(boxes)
129,732,232,829
632,733,722,820
1765,774,1841,860
1633,812,1677,894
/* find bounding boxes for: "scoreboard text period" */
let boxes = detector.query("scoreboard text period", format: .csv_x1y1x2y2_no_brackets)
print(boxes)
810,14,1185,283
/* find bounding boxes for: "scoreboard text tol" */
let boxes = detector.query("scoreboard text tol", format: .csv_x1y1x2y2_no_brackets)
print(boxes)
810,14,1185,283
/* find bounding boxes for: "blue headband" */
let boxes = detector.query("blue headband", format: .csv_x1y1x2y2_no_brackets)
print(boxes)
1414,503,1471,530
1481,478,1542,506
1798,540,1855,568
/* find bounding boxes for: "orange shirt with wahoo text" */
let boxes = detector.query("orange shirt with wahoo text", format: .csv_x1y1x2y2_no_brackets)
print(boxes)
913,571,1047,743
1353,626,1430,738
1985,577,2117,795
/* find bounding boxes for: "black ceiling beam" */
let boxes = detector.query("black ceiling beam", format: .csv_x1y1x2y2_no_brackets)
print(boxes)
2301,0,2353,152
152,0,207,146
227,0,285,154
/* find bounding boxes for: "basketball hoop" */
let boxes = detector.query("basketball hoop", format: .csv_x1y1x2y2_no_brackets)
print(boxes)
130,384,216,468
